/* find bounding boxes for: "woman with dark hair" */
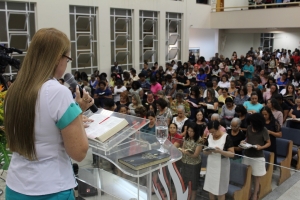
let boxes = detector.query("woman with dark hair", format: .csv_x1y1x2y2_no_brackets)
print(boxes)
263,83,279,102
74,71,81,83
242,113,271,200
264,76,276,91
292,72,300,88
218,88,231,105
220,97,236,127
142,91,156,112
156,98,173,125
287,69,294,81
94,80,112,108
235,105,249,133
179,122,204,200
203,120,234,200
194,109,207,138
288,98,300,129
123,71,132,89
277,73,289,92
168,123,183,148
281,83,296,108
228,80,237,97
176,70,190,93
267,98,283,126
217,74,230,88
234,86,249,105
254,88,264,104
187,86,201,120
141,111,156,135
109,73,117,89
113,79,127,103
129,81,144,99
244,92,263,114
170,91,191,117
196,68,207,90
261,106,282,164
150,77,162,99
164,74,177,98
200,88,218,118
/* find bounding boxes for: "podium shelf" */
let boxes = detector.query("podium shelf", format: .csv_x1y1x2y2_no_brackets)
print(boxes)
91,132,182,178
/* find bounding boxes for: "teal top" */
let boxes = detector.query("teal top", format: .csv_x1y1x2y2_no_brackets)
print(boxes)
56,102,82,130
243,64,254,79
243,101,263,113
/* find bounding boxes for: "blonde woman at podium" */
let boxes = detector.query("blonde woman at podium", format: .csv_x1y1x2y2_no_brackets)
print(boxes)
4,28,94,200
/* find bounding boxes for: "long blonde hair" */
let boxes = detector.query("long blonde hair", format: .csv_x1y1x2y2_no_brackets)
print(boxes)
4,28,70,160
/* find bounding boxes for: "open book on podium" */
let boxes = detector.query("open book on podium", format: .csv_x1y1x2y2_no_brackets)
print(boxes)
85,109,149,154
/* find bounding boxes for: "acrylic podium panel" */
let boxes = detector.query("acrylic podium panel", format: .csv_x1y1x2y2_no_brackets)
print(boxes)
77,130,182,200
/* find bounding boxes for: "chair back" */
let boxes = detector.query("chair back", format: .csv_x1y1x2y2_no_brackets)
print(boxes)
276,138,291,157
282,127,300,146
230,161,247,186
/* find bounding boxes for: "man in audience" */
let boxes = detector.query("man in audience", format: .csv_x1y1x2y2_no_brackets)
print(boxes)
111,61,123,76
254,56,265,70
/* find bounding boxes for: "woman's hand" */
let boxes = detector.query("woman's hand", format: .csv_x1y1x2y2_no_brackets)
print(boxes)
256,145,262,150
292,115,296,119
75,86,94,112
240,140,246,144
82,115,94,128
214,147,221,153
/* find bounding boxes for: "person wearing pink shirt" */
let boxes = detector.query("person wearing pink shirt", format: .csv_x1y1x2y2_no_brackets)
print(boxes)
203,113,226,137
150,77,162,99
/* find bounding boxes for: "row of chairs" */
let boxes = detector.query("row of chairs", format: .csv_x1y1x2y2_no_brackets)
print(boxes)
200,135,295,200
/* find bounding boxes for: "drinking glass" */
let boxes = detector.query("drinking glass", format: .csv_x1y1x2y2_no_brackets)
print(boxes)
156,117,168,152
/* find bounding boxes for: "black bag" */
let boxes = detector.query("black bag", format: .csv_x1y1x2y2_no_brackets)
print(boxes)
77,179,98,197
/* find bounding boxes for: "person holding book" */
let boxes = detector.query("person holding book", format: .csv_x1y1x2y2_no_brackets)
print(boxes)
199,88,219,118
115,91,130,112
227,118,245,163
234,86,249,106
203,120,234,200
243,60,254,80
288,98,300,129
261,106,282,164
234,105,249,133
241,113,271,200
179,123,204,200
4,28,94,200
281,83,296,108
170,91,191,117
220,97,236,127
194,109,207,138
113,79,127,103
217,74,230,89
187,86,201,120
168,123,183,148
93,80,112,108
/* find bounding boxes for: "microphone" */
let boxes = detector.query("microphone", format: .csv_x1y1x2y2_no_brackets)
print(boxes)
64,73,98,113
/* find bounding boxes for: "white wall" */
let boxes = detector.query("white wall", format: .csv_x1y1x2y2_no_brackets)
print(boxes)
273,32,300,51
189,28,218,61
6,0,212,76
219,33,260,58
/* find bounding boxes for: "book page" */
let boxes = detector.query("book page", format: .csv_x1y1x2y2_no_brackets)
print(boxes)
206,104,214,110
85,114,126,139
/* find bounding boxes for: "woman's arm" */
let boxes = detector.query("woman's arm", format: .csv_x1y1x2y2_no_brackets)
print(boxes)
288,109,296,118
185,145,203,158
213,102,219,110
256,139,271,150
268,130,282,138
169,83,177,96
61,87,93,162
215,147,235,158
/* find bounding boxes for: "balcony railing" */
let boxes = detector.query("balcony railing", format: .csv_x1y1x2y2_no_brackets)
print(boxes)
211,1,300,12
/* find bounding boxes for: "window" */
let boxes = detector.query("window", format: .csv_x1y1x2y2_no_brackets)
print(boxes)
260,33,274,52
166,12,182,63
110,8,133,71
0,2,35,77
139,11,158,70
69,6,98,75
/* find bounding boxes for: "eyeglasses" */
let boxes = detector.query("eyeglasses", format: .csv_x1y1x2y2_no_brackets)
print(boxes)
63,55,73,63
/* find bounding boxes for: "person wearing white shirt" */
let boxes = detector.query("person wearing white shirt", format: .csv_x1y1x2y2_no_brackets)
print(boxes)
5,28,93,199
217,75,230,88
280,53,290,67
171,60,178,71
114,79,127,102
